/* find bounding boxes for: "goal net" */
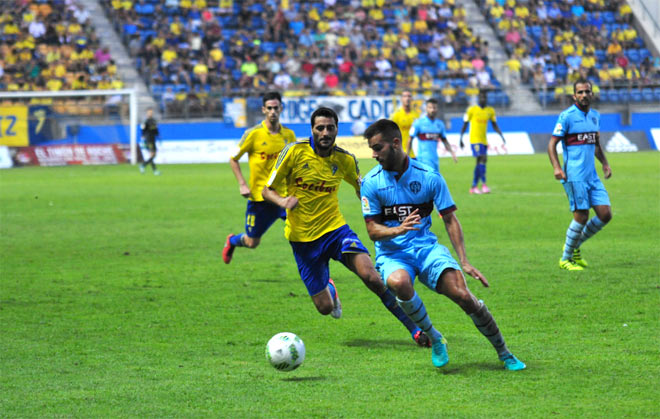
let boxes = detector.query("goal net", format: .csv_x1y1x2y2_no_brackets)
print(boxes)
0,88,139,165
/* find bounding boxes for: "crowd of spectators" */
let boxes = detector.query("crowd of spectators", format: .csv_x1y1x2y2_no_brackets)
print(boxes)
0,0,126,115
481,0,660,106
103,0,509,116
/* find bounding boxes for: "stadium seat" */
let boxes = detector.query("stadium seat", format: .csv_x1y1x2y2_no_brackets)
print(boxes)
653,88,660,102
618,88,630,102
641,88,654,102
630,88,642,103
606,89,619,102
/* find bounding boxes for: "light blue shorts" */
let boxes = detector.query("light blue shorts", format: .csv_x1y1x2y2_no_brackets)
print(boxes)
563,179,610,211
374,243,461,292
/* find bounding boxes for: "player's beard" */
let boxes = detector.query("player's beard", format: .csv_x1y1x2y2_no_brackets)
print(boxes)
315,135,335,152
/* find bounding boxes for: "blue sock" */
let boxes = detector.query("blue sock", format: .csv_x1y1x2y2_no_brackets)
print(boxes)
327,280,337,300
562,220,584,260
396,292,443,343
379,289,419,335
230,234,245,247
577,216,606,248
472,164,480,187
478,163,487,183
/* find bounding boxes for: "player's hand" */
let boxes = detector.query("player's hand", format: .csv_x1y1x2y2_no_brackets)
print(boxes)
553,167,566,181
459,139,464,149
452,153,458,164
396,209,421,235
602,164,612,179
239,184,251,199
501,136,506,145
282,196,299,210
462,262,489,287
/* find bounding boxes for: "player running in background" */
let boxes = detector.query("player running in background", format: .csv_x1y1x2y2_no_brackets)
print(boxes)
139,108,161,175
263,107,431,347
390,90,420,159
408,98,457,172
223,92,296,264
362,119,526,370
459,91,506,194
548,79,612,271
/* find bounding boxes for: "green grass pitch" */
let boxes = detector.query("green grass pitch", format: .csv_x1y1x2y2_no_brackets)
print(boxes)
1,152,659,417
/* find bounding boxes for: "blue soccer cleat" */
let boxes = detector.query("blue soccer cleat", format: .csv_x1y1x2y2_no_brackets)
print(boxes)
431,337,449,367
500,353,526,371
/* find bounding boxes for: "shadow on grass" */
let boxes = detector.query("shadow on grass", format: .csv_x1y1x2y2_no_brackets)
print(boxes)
281,376,326,382
435,361,516,375
343,339,415,348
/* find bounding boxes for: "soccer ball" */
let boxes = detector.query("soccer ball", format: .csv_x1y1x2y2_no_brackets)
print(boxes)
265,332,305,372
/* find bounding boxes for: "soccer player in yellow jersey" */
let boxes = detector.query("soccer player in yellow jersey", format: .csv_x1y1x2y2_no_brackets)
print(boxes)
223,92,296,264
263,107,431,347
459,91,506,194
390,90,420,158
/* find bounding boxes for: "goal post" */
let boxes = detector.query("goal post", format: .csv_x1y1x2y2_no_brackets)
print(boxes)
0,88,140,164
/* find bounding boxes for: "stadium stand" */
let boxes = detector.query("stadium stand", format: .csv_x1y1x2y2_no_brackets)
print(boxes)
0,0,126,115
101,0,511,116
479,0,660,107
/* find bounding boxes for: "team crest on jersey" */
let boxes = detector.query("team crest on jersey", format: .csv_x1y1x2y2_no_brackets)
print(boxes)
591,117,597,125
261,141,267,146
409,181,421,194
331,164,338,175
302,163,309,170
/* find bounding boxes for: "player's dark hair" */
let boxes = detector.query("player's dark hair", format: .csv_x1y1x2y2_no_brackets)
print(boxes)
573,78,592,93
426,98,439,105
311,107,338,128
262,91,282,105
364,119,401,143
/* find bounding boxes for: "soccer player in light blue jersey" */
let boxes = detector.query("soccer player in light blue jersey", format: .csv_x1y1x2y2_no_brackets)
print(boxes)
407,98,457,172
548,79,612,271
361,119,525,371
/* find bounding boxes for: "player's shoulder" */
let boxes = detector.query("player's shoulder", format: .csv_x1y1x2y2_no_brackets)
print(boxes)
280,124,296,137
364,164,384,181
333,145,357,159
241,122,265,140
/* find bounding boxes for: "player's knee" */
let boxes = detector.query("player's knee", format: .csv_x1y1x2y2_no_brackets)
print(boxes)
599,210,612,224
243,237,260,248
315,301,333,315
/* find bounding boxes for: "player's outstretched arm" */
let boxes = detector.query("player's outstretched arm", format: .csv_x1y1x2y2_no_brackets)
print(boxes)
547,136,566,181
262,186,298,210
365,210,420,242
229,158,251,198
594,134,612,179
441,211,489,287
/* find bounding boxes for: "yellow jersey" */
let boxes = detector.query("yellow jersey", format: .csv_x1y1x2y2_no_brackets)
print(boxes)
464,105,497,145
266,140,360,242
390,106,420,158
231,121,296,201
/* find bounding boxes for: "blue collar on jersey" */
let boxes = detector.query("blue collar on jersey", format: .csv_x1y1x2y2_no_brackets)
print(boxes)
308,136,335,156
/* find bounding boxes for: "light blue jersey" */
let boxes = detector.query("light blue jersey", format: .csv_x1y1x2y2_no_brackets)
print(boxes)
361,158,456,256
409,115,447,172
552,104,601,183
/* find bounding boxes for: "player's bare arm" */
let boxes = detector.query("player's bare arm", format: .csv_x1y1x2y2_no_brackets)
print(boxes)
441,211,489,287
229,158,251,198
459,121,468,148
547,136,566,181
492,121,506,144
594,134,612,179
365,209,421,242
441,137,458,163
262,186,298,210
